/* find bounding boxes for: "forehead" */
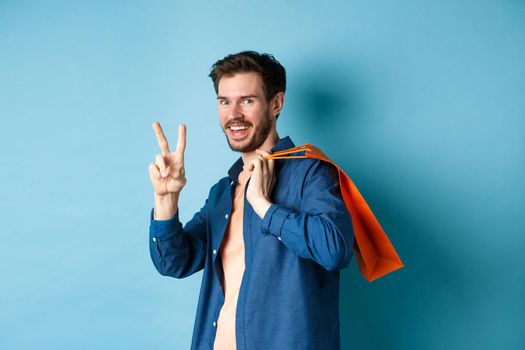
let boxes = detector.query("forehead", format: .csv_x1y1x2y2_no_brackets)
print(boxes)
217,71,264,97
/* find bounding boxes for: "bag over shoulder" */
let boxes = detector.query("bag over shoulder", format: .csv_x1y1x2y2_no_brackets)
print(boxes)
266,144,404,282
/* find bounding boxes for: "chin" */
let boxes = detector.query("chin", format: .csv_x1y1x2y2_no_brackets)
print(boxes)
228,141,254,152
227,136,259,153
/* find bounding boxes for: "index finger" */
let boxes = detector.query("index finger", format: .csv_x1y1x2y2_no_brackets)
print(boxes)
256,149,274,171
152,122,170,155
256,149,272,163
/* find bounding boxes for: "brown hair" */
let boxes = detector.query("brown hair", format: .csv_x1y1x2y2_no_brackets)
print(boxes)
209,51,286,104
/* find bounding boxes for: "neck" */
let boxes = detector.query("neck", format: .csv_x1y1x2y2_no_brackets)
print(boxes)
241,130,280,164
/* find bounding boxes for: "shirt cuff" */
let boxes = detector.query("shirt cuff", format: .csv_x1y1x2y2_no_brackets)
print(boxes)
261,204,289,238
149,208,180,239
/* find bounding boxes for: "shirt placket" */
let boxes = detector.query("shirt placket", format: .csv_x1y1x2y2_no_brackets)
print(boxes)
210,179,237,345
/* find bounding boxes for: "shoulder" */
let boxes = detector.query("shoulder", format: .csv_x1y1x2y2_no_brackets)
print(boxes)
279,156,337,179
277,157,339,195
199,176,231,209
301,158,339,189
208,176,231,195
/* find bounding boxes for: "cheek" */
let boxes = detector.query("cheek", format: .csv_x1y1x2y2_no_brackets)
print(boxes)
218,110,228,125
244,108,263,122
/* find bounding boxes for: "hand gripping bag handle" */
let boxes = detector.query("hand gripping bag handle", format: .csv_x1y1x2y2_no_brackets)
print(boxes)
265,144,404,282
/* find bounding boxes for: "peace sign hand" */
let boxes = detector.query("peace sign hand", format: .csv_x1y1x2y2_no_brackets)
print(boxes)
149,122,187,196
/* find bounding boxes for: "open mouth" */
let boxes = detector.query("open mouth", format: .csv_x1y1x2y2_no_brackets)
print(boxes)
227,124,251,139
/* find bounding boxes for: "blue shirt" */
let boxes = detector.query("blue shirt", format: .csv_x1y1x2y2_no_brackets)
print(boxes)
149,136,354,350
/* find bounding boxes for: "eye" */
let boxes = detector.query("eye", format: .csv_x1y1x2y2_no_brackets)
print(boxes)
219,99,229,106
242,98,254,105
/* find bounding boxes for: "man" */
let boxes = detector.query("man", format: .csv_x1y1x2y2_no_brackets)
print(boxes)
148,51,354,350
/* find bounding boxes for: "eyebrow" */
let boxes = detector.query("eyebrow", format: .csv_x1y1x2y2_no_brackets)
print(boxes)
217,94,258,100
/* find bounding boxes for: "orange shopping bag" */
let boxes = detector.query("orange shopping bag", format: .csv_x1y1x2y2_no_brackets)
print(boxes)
265,144,404,282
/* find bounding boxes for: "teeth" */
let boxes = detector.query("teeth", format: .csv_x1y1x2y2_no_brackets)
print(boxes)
230,125,249,131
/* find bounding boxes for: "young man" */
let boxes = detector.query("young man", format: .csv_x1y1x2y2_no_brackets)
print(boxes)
148,51,354,350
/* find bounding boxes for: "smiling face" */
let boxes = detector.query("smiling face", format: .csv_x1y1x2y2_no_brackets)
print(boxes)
217,72,281,153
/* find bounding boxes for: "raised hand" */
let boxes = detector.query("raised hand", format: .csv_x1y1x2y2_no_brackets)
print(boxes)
149,122,187,197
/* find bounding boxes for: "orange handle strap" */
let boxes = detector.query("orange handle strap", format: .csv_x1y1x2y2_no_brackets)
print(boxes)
265,155,309,159
264,144,312,160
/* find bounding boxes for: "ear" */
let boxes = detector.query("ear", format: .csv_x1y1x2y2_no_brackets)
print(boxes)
270,92,285,118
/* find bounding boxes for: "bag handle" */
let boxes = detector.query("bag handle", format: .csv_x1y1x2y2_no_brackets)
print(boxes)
264,144,312,160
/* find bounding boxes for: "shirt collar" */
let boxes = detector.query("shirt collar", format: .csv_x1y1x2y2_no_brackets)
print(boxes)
227,136,296,183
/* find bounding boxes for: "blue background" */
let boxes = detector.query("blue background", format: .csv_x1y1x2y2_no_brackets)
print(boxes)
1,1,523,349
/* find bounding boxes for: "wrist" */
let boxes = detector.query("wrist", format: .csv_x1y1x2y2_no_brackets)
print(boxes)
154,192,179,220
252,197,272,219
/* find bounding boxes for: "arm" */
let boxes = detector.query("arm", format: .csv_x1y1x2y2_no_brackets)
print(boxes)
149,199,208,278
261,161,354,271
148,122,208,278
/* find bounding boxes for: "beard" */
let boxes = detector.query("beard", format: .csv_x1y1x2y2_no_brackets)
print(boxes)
223,113,273,153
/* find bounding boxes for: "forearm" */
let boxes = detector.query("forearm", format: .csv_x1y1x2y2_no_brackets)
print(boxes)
262,204,354,271
149,202,208,278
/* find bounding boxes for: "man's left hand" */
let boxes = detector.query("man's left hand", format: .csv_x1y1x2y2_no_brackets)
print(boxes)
246,149,276,219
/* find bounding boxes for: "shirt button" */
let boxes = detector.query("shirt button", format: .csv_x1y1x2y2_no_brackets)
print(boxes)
152,237,157,242
213,249,217,255
277,237,282,241
225,214,229,219
213,321,217,327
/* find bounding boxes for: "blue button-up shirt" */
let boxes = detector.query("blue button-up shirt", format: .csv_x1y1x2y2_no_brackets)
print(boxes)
149,136,354,350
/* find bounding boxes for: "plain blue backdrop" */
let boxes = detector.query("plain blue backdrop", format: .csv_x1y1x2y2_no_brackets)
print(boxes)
1,1,523,349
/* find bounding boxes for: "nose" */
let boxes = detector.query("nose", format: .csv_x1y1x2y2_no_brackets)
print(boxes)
228,103,243,120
